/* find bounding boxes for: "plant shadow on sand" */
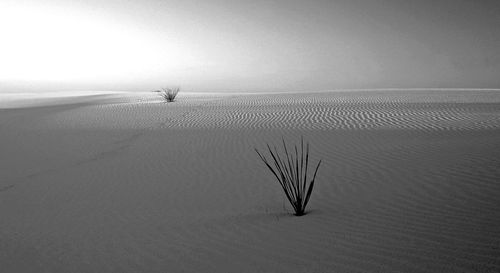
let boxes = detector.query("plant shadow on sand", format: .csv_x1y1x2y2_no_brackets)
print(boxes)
213,210,322,226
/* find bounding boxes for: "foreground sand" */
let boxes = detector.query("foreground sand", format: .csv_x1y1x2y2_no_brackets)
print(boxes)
1,90,499,272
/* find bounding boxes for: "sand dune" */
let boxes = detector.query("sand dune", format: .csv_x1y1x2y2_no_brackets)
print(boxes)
28,90,499,131
1,90,499,272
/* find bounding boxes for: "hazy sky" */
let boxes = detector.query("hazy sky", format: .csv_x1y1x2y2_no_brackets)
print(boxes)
1,0,499,92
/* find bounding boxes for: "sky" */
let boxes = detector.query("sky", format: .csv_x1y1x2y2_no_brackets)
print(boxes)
1,0,499,93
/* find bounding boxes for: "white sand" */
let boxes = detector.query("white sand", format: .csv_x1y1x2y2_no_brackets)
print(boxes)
1,90,499,272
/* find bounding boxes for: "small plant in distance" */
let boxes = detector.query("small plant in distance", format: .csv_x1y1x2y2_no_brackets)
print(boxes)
157,87,180,102
255,137,322,216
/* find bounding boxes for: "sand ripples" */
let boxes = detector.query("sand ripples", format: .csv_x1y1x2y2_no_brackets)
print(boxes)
155,91,500,131
2,90,499,273
38,90,500,132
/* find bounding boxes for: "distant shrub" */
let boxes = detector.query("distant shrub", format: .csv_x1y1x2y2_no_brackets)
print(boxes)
255,137,322,216
157,87,180,102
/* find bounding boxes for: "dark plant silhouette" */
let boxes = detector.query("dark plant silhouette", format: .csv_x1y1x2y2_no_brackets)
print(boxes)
158,87,180,102
255,137,322,216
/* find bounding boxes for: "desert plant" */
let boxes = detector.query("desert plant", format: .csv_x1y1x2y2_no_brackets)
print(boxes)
158,87,180,102
255,137,322,216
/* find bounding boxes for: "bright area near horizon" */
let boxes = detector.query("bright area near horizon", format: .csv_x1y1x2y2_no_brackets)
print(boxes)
1,0,499,93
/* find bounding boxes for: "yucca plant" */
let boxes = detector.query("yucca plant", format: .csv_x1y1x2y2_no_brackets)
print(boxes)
158,87,180,102
255,137,322,216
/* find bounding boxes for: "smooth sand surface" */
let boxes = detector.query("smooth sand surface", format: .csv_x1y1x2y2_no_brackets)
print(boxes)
1,90,499,272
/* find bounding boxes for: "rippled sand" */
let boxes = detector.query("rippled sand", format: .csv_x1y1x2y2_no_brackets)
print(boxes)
1,90,499,272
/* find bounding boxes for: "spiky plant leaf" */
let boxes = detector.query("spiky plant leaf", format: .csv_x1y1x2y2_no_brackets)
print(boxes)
255,137,322,216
